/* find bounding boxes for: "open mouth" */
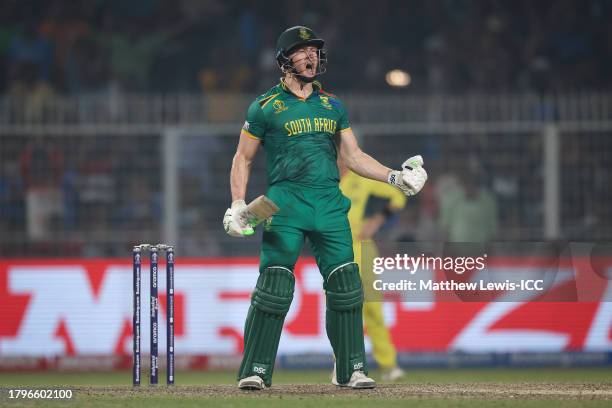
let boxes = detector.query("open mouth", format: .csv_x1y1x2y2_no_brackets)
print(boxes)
304,63,316,76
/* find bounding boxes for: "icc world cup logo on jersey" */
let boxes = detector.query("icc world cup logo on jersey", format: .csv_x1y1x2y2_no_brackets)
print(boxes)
273,100,288,114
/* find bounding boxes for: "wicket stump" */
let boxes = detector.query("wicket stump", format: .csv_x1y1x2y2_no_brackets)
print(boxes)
132,244,175,386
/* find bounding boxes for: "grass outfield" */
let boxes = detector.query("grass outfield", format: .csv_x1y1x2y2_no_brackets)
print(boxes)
0,368,611,407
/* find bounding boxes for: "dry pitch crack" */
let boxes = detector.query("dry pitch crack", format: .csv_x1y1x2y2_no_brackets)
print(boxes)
75,383,612,400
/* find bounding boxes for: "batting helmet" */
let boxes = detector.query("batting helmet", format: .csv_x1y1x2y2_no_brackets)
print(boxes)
276,26,327,80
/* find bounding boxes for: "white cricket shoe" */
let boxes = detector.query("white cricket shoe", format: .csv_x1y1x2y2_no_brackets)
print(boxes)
331,363,376,389
381,367,406,382
238,375,266,390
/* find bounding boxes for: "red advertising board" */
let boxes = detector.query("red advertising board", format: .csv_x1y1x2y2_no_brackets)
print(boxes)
1,257,610,366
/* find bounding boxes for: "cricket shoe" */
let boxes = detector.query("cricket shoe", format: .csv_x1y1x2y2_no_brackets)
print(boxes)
331,363,376,389
238,375,266,390
381,367,406,382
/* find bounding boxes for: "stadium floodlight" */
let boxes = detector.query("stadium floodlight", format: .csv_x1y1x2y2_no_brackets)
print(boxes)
385,69,411,87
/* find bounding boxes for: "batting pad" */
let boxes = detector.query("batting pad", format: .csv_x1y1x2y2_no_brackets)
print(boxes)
238,266,295,386
325,262,368,384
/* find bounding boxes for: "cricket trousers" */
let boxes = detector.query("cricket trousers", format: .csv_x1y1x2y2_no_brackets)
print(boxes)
238,183,368,386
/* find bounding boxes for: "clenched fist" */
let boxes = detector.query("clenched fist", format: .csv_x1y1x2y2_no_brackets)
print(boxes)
387,155,428,196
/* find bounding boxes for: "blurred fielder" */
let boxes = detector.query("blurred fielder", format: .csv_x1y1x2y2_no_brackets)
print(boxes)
339,161,407,381
224,26,427,390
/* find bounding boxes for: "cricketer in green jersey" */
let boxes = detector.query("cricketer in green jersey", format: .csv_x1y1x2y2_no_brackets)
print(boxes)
223,26,428,390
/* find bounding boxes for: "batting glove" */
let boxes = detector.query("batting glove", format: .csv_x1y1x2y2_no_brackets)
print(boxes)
387,155,428,196
223,200,255,237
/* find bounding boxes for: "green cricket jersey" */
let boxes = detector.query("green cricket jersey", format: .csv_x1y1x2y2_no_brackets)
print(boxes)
242,80,351,188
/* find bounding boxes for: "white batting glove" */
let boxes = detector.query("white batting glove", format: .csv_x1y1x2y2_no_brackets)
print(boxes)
223,200,255,237
387,155,428,196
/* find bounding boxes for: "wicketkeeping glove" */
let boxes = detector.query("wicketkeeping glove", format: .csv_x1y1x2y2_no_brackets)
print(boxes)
223,200,255,237
387,155,428,196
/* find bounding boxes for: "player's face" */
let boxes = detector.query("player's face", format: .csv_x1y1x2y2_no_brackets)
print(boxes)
289,45,318,78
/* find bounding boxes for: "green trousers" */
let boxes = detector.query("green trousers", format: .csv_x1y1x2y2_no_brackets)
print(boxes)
260,183,354,277
238,183,367,386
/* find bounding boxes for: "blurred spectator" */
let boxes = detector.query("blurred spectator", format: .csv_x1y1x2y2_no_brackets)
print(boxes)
0,158,25,232
5,15,55,120
68,35,111,94
7,18,53,84
20,137,65,241
102,23,166,91
0,1,22,92
116,176,161,238
39,1,91,91
76,138,117,230
97,13,185,91
180,177,221,256
238,1,262,61
7,61,55,122
439,171,498,242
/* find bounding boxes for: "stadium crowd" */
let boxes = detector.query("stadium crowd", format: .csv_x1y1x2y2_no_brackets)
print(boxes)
0,0,610,96
1,0,611,256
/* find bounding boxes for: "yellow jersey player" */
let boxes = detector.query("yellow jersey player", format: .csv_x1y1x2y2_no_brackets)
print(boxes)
223,26,427,390
339,160,407,381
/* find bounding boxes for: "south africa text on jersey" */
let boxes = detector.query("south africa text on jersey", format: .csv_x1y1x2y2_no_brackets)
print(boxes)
284,117,338,136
